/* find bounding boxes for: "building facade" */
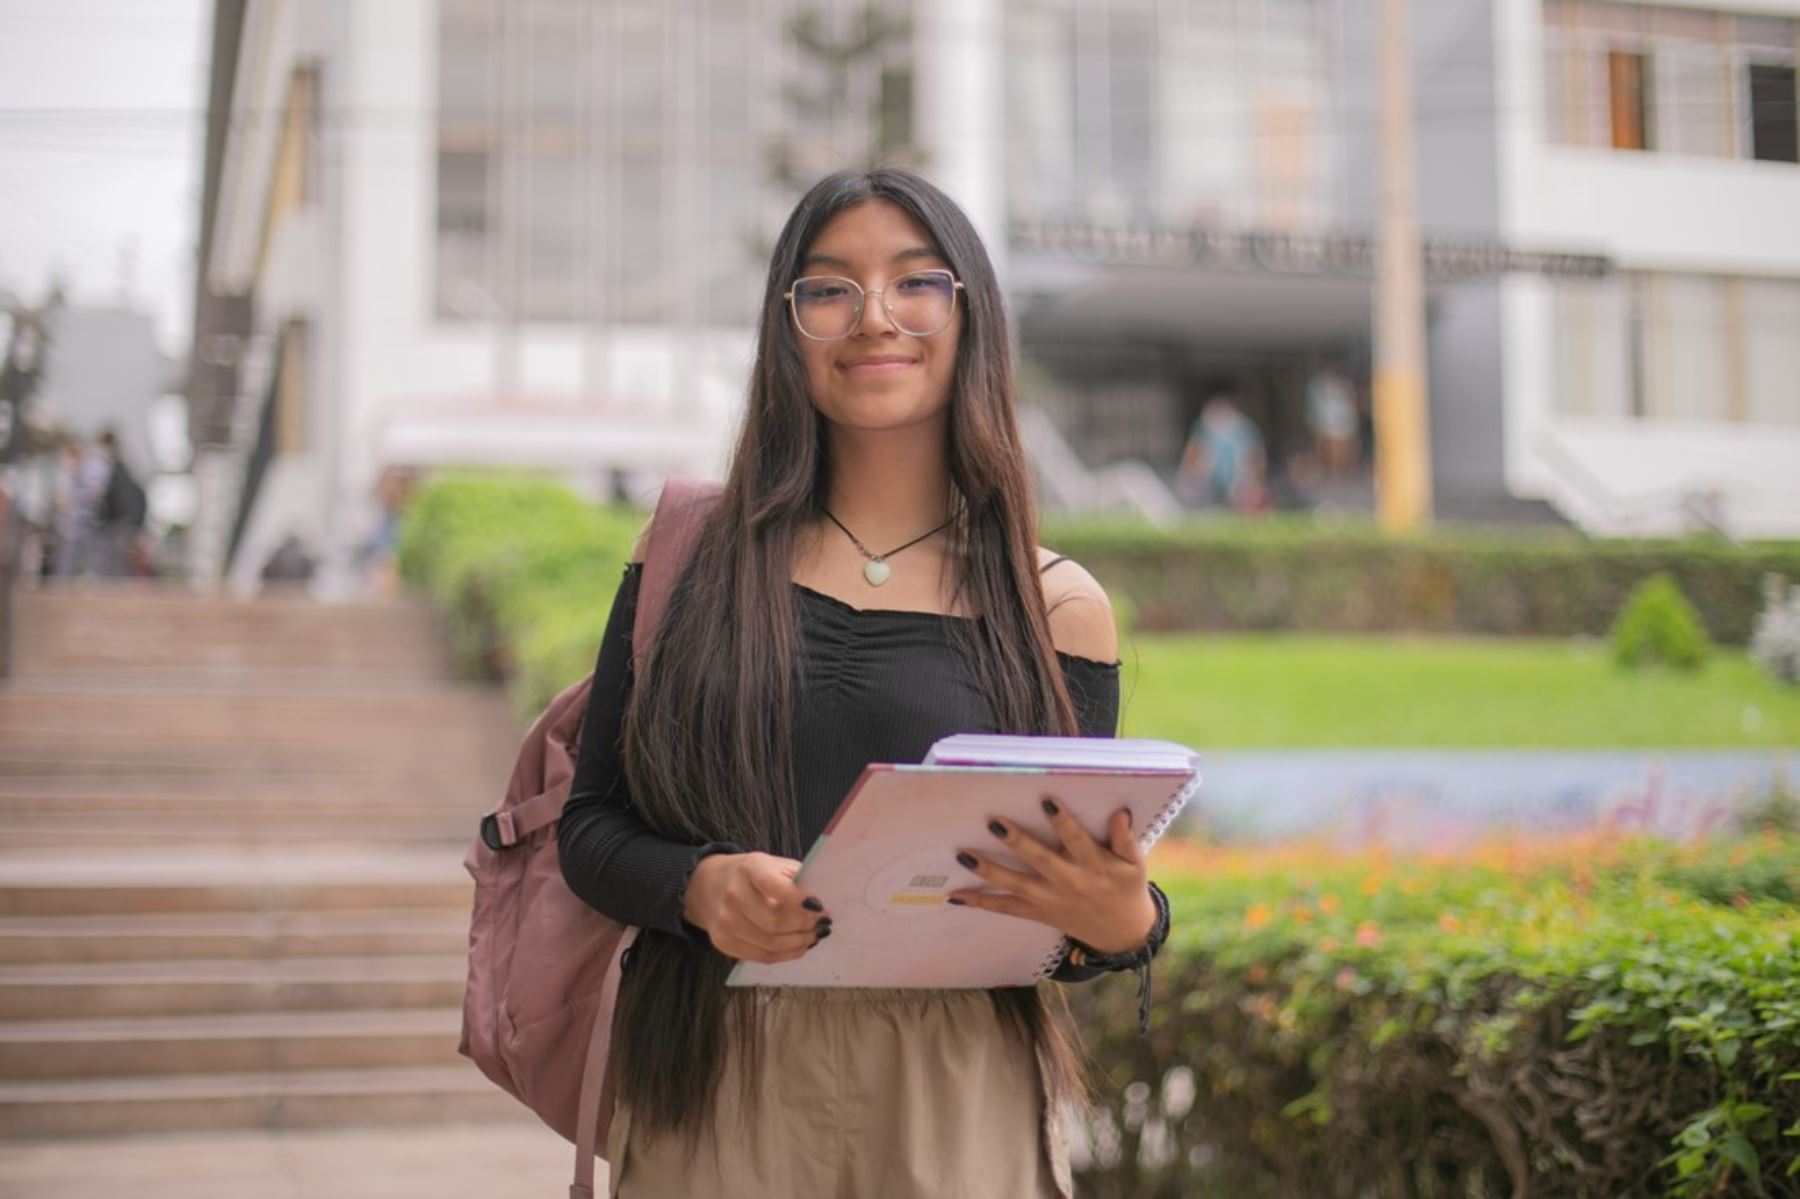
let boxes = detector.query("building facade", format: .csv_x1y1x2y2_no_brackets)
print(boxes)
190,0,1800,594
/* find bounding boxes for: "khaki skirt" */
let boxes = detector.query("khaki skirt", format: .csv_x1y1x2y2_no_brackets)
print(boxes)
605,986,1072,1199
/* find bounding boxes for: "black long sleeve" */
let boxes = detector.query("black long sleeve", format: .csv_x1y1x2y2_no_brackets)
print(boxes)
556,565,744,940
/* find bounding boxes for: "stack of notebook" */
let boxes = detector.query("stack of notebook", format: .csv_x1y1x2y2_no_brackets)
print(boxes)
727,734,1202,988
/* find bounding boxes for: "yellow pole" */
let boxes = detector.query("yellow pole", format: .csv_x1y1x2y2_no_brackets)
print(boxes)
1374,0,1433,533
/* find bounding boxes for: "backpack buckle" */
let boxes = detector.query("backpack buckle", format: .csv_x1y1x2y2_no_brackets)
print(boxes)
479,812,506,852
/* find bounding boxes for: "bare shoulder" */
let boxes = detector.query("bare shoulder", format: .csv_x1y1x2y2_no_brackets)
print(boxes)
1035,547,1118,664
630,514,654,564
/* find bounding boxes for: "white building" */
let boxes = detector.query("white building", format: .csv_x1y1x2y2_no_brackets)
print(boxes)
189,0,1800,595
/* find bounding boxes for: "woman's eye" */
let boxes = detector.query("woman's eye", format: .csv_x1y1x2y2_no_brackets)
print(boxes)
802,285,851,301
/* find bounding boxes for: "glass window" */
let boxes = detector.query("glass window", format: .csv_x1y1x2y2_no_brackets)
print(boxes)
1748,63,1799,163
1552,277,1631,419
1647,274,1730,422
1006,4,1077,222
1607,50,1653,150
1741,278,1800,424
1655,41,1729,157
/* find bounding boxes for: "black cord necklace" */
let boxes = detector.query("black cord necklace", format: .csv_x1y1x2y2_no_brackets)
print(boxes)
823,506,959,587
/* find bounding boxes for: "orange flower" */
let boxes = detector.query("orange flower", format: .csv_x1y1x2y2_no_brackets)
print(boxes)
1318,893,1340,916
1291,904,1314,925
1359,874,1384,897
1319,935,1340,953
1244,902,1274,931
1437,911,1461,934
1355,920,1381,949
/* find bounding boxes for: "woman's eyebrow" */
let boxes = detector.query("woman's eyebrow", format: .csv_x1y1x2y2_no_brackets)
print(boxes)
800,245,946,272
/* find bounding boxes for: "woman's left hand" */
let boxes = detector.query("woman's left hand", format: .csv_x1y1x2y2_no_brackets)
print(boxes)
947,798,1158,956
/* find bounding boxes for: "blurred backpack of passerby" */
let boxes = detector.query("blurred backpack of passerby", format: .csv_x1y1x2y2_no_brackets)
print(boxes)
260,533,316,586
94,429,147,577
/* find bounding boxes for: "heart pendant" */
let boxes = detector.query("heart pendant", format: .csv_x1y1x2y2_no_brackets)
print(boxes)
863,559,891,586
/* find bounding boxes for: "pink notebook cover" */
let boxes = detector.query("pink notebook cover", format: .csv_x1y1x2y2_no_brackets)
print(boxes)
726,754,1200,989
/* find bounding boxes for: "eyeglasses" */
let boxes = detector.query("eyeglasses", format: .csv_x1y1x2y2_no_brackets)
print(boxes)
783,268,964,341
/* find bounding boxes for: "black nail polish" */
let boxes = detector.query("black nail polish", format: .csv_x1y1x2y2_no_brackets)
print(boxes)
1041,797,1059,816
802,897,823,912
815,916,831,931
814,927,832,940
956,851,978,870
947,897,966,906
987,819,1007,839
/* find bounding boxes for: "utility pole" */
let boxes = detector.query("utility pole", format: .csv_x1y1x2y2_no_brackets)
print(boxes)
1374,0,1432,532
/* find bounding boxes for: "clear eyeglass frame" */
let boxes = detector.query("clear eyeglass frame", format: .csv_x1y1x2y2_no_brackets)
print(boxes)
782,268,966,341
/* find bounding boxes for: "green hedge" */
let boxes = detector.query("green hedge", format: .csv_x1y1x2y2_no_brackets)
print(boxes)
1044,515,1800,645
394,469,642,721
1066,832,1800,1197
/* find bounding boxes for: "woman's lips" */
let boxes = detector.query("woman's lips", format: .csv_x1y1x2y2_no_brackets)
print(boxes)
840,357,918,377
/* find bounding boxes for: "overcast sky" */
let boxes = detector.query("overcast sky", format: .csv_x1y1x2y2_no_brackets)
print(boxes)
0,0,207,358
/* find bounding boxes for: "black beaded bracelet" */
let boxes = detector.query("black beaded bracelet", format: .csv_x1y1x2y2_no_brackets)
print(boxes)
1064,881,1170,1033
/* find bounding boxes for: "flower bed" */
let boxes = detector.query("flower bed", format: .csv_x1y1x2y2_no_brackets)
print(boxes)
1067,832,1800,1197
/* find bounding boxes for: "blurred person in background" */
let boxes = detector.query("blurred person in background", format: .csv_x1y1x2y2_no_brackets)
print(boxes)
51,433,111,578
1306,365,1360,478
1177,395,1268,514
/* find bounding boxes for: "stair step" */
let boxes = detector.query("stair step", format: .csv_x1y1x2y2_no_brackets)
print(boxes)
0,956,467,1020
0,909,469,964
0,818,476,849
0,849,473,917
0,1007,467,1079
0,1065,528,1138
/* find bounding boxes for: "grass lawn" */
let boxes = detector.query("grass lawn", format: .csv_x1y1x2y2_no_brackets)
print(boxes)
1117,632,1800,748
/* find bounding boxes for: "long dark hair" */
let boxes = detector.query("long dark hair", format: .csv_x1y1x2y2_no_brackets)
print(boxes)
615,166,1089,1144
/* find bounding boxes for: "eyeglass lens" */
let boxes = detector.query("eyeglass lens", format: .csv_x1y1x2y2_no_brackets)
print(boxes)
790,271,957,339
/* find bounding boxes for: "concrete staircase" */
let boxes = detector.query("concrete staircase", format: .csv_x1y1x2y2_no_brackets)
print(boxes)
0,580,532,1139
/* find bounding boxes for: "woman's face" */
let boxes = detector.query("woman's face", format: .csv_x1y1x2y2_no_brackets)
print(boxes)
790,198,962,434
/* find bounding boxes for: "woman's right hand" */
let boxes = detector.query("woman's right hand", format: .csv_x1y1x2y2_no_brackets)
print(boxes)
681,851,830,963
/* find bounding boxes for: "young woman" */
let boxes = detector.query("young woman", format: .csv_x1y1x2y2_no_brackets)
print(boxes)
558,167,1170,1199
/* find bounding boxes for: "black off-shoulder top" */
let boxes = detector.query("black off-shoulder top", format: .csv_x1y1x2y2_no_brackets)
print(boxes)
557,558,1167,988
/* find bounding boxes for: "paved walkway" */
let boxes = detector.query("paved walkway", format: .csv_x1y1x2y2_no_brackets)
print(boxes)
0,1121,597,1198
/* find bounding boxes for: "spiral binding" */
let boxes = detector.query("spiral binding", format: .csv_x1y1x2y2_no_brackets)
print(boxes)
1030,769,1202,981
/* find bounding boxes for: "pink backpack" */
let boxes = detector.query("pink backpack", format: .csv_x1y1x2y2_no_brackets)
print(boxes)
458,476,722,1199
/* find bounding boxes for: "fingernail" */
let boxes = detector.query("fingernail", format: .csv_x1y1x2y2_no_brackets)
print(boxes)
1041,797,1059,816
956,851,978,870
987,819,1007,839
802,897,823,912
815,927,832,940
947,897,966,906
815,916,831,931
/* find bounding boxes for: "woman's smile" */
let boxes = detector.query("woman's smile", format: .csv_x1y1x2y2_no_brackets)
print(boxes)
839,354,919,378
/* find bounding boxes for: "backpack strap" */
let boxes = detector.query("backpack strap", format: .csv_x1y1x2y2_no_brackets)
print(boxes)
631,476,724,678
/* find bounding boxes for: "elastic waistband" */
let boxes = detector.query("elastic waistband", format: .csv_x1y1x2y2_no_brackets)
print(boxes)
746,985,999,1006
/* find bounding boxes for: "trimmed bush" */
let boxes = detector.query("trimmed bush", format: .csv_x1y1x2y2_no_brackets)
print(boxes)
1066,832,1800,1198
1042,516,1800,646
1611,572,1713,672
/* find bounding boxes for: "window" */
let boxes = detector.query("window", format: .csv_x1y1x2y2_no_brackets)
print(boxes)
1741,279,1800,424
1607,50,1653,149
1551,277,1632,419
1749,63,1799,162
